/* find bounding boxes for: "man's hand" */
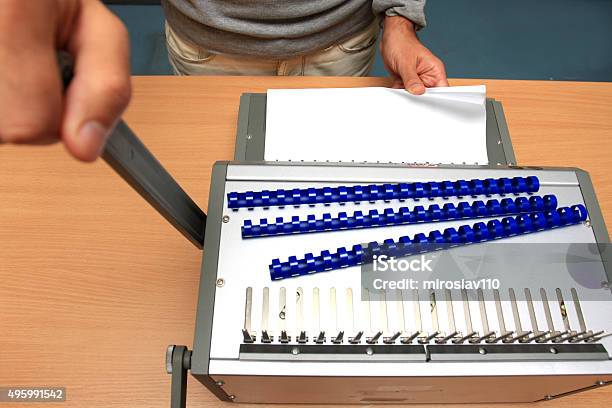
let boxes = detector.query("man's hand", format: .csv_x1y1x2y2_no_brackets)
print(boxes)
380,16,448,95
0,0,131,161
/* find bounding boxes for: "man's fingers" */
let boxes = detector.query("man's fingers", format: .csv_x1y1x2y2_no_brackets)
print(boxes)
0,50,63,144
0,0,131,161
0,3,63,144
433,76,450,87
61,0,131,162
431,58,449,87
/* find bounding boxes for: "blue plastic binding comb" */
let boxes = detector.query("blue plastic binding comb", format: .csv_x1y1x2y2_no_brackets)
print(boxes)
242,195,558,239
268,204,588,280
228,176,540,209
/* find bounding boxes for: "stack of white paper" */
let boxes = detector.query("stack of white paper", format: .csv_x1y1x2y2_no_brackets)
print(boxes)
264,86,488,165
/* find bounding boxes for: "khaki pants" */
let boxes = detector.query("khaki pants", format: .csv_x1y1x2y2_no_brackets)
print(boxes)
165,20,379,76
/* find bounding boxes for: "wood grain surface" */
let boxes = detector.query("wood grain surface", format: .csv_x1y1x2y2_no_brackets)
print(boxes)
1,76,610,407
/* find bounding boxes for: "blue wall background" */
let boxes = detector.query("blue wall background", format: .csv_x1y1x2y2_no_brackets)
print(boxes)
108,0,612,81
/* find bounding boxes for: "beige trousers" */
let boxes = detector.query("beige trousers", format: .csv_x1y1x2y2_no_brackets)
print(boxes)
165,20,379,76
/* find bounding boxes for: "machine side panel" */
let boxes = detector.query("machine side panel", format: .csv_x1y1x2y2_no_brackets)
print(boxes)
491,100,517,165
234,94,252,161
191,162,228,375
575,168,611,285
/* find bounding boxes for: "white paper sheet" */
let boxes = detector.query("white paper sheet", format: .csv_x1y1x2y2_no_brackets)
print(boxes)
264,86,488,165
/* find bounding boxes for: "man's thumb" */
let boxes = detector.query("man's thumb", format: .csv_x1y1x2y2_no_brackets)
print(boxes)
60,0,131,162
399,65,426,95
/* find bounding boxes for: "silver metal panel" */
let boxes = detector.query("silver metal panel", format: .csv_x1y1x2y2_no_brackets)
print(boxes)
239,352,425,362
225,162,578,185
211,165,610,354
209,358,612,378
210,373,611,403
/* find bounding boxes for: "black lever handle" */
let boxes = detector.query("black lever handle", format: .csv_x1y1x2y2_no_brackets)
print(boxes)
166,345,191,408
57,52,206,248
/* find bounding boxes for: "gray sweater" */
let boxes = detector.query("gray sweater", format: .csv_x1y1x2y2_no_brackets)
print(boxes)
161,0,426,59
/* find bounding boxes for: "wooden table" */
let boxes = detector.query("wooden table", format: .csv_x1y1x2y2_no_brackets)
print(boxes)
1,77,611,407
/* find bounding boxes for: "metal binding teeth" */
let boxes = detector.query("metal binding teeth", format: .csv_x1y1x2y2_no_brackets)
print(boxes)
241,287,605,346
242,195,558,238
228,176,540,209
268,204,588,280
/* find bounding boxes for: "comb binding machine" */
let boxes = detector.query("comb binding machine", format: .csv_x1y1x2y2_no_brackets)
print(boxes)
78,105,611,406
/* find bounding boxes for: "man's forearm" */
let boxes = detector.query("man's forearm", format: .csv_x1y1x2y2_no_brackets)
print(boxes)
372,0,427,29
383,15,417,38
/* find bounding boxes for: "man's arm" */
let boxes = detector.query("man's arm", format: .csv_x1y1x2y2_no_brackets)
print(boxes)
0,0,131,161
373,0,448,95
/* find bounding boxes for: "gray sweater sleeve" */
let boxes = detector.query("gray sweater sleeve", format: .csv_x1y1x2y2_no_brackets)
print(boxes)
372,0,427,29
